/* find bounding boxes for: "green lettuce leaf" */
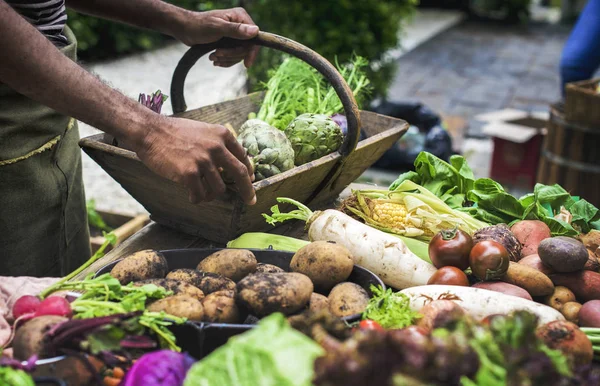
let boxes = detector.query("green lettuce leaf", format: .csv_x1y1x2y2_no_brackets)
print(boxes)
183,313,324,386
389,152,474,209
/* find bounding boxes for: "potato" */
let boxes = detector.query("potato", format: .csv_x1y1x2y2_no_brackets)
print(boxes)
110,250,168,285
328,282,370,318
290,241,354,291
308,293,330,313
538,237,589,273
13,315,68,360
202,289,240,323
147,295,204,321
561,302,582,324
236,272,313,316
135,279,205,301
579,300,600,327
544,286,576,311
166,269,236,295
472,281,533,300
518,254,554,276
197,249,257,282
255,263,285,274
510,220,551,258
502,262,554,297
549,271,600,302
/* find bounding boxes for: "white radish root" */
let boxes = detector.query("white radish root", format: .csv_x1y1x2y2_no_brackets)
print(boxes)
400,285,565,325
308,209,437,289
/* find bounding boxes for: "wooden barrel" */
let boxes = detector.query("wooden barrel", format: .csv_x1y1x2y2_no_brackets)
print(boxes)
537,104,600,207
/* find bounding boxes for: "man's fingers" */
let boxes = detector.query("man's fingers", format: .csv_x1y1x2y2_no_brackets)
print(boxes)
202,165,227,199
218,151,256,205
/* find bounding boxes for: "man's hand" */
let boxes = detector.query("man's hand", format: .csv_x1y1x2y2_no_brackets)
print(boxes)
136,116,256,205
174,7,260,68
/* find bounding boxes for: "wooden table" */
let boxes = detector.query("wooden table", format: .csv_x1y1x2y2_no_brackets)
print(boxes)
74,183,374,280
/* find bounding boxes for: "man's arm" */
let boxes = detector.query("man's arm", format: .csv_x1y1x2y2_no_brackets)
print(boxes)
65,0,259,67
0,1,255,205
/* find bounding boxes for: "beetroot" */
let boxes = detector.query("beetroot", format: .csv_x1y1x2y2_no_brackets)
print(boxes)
35,296,72,318
12,295,41,319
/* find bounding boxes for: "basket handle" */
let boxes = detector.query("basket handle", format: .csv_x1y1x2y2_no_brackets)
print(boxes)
170,31,361,159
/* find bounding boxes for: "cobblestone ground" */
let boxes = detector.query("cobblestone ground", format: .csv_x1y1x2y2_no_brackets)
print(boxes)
386,20,573,137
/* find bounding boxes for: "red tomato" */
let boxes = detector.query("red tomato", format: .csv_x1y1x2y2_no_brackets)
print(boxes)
469,240,510,281
358,319,384,331
427,266,470,286
428,229,473,270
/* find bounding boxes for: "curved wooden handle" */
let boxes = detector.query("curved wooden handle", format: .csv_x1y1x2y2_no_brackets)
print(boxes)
170,31,361,158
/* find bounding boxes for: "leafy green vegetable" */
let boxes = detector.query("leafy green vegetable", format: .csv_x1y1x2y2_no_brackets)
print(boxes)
390,152,475,209
86,199,113,232
457,311,571,386
255,55,371,130
0,366,35,386
362,285,421,329
40,232,118,299
183,313,323,386
392,151,600,236
44,273,184,351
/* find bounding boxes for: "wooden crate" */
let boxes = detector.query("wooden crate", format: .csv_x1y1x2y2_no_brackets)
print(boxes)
565,78,600,127
79,32,407,243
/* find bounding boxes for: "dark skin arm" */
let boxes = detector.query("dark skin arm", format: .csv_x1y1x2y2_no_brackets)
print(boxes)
64,0,259,67
0,0,258,204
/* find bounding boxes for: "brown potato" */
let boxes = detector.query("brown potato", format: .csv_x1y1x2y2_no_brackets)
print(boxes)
147,295,204,321
545,286,577,311
290,241,354,291
236,272,313,316
561,302,582,324
308,293,330,313
202,290,240,323
255,263,285,274
166,269,236,295
110,250,168,285
135,279,205,301
502,262,554,297
13,316,68,360
197,249,257,282
328,282,370,318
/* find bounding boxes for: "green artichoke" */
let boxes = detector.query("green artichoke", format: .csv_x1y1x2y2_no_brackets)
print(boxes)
237,119,295,181
284,113,343,165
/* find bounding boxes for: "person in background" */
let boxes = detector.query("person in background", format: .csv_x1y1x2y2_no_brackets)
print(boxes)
0,1,259,277
560,0,600,94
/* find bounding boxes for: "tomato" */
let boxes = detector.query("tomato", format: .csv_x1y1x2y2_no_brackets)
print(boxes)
358,319,384,331
469,240,510,281
428,229,473,270
427,266,470,286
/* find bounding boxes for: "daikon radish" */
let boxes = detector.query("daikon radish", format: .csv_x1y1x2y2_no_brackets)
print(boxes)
400,285,565,325
263,198,437,289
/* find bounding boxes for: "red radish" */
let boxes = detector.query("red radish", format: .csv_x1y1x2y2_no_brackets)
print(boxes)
12,295,41,319
35,296,72,318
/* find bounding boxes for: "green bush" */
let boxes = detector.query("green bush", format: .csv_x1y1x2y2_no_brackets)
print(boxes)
69,1,234,60
68,0,417,100
243,0,418,101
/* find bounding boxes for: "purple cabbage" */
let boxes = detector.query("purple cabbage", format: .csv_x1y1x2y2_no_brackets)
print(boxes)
121,350,195,386
330,114,348,136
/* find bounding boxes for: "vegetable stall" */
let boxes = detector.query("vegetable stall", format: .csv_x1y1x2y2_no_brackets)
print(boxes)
4,33,600,386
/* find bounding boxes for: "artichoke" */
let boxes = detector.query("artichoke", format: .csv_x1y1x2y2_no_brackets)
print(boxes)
285,113,343,165
237,120,295,181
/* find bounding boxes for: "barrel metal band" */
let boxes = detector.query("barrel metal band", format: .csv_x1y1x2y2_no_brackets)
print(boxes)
550,112,600,134
542,149,600,174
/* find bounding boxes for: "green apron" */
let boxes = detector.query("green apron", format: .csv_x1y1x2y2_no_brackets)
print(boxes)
0,26,91,277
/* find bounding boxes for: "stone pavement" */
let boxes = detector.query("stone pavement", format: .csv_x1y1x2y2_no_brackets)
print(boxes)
386,19,573,137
